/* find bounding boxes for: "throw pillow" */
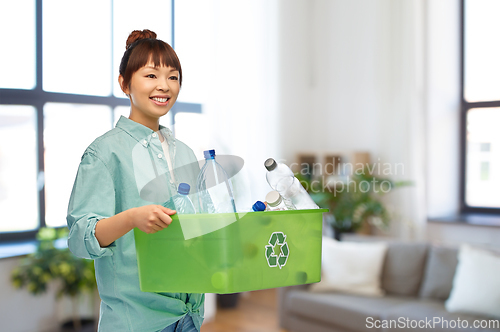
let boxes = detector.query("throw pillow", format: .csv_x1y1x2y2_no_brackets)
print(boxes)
445,244,500,319
309,236,388,297
419,245,458,300
381,242,428,296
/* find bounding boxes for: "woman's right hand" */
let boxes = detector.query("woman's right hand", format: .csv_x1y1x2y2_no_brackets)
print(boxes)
129,205,177,234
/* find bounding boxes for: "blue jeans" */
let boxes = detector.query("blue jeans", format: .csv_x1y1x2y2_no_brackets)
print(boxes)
160,315,198,332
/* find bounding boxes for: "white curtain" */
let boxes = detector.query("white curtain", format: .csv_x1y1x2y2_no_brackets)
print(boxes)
376,0,428,240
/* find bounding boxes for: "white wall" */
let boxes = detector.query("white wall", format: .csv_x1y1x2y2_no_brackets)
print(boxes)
427,222,500,249
278,0,383,164
0,257,59,332
426,0,462,217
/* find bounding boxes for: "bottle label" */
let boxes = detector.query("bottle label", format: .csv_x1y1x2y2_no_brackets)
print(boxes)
207,182,234,213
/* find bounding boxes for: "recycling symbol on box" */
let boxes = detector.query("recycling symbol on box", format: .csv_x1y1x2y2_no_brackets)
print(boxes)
265,232,289,269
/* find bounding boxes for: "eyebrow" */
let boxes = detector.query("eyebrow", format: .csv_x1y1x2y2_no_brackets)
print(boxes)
145,65,179,73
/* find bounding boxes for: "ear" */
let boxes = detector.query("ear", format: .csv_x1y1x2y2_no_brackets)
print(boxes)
118,75,130,95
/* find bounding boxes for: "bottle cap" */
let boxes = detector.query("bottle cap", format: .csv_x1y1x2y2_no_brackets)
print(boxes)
265,191,282,207
178,183,190,195
203,149,216,159
264,158,277,171
252,201,266,212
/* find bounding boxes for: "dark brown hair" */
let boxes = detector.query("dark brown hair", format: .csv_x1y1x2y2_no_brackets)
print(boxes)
119,29,182,90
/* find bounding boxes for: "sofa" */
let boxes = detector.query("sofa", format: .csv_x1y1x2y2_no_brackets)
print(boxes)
278,240,500,332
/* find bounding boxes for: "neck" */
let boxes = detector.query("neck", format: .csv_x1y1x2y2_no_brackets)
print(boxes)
129,110,160,132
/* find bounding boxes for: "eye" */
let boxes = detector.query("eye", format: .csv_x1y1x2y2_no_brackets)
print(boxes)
169,76,179,81
146,74,156,79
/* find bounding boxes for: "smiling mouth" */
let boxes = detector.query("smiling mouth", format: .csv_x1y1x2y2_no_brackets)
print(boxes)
151,97,170,103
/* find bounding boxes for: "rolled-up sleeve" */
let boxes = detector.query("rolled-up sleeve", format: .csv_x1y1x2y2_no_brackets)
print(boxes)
67,150,116,259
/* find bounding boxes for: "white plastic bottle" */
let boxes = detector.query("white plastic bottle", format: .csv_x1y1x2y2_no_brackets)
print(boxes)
172,183,196,214
264,158,319,210
265,191,296,211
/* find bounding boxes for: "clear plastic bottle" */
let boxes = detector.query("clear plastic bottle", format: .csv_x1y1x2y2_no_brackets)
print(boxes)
264,158,294,190
251,201,266,212
264,158,319,210
265,191,296,211
172,183,196,214
283,197,297,211
197,149,237,214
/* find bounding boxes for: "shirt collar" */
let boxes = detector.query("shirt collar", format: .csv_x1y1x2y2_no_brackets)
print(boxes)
116,115,174,146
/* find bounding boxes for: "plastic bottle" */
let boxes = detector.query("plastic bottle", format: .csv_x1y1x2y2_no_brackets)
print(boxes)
265,158,294,189
251,201,266,212
266,191,296,211
197,149,237,214
172,183,196,214
264,158,319,210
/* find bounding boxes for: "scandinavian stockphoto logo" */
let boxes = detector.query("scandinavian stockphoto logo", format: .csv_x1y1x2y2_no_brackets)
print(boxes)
265,232,289,269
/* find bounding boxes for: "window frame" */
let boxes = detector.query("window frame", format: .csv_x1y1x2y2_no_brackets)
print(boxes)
459,0,500,214
0,0,201,242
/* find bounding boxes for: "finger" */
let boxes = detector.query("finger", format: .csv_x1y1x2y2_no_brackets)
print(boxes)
155,221,168,230
157,213,173,228
151,223,162,232
159,205,177,216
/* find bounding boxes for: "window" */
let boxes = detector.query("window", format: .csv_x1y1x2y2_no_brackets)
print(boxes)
0,106,38,233
43,103,113,228
0,0,200,241
461,0,500,212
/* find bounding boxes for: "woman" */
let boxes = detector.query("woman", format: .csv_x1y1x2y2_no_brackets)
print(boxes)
67,29,204,332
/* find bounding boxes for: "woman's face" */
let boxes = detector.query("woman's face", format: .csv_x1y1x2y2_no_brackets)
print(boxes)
122,60,180,126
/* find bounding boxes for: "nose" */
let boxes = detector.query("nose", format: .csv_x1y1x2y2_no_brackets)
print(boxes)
156,78,170,92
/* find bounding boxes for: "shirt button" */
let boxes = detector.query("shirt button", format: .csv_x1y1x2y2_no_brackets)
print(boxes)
142,140,147,146
152,133,157,138
158,153,163,159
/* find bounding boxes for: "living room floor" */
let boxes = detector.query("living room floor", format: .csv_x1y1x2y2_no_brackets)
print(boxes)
201,289,287,332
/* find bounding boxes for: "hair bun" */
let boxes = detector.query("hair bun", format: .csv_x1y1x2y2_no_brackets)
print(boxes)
126,29,157,49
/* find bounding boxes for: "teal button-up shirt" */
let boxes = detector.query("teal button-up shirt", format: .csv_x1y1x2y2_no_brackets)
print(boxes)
67,116,204,332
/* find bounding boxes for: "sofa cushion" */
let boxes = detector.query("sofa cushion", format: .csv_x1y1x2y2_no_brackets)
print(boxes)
286,290,415,332
309,237,388,296
382,242,428,296
419,245,458,300
383,298,500,332
445,244,500,320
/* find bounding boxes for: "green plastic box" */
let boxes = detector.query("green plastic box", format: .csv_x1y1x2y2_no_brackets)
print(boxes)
134,209,327,294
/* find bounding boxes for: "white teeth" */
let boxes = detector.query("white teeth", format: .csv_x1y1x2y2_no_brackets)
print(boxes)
152,97,168,102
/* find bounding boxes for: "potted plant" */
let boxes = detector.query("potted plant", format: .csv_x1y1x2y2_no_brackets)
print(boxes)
296,171,411,240
11,227,97,331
